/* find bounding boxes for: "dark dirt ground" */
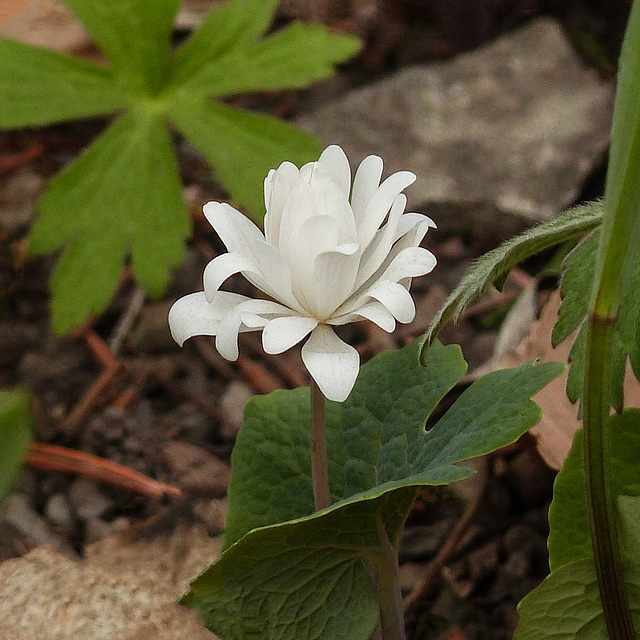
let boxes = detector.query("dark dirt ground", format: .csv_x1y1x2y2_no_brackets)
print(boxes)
0,1,631,638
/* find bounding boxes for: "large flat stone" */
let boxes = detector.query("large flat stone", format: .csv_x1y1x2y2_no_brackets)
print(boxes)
296,18,614,225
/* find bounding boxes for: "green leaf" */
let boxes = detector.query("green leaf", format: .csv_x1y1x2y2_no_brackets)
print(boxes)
182,341,562,638
0,39,128,127
174,22,361,97
514,559,640,640
168,0,280,88
424,201,603,345
169,97,321,218
30,110,189,333
181,493,405,640
519,411,640,638
548,409,640,571
0,390,34,503
62,0,179,94
552,228,640,410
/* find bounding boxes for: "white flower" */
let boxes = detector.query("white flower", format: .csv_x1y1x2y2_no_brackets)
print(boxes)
169,145,436,402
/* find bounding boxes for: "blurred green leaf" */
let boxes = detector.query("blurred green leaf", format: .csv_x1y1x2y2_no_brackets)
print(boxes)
175,21,361,97
168,0,280,87
1,0,358,332
62,0,180,94
0,39,127,127
169,98,322,217
30,111,189,333
0,390,33,503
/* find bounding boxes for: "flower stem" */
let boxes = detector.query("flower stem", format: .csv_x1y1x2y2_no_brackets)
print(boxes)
310,380,330,511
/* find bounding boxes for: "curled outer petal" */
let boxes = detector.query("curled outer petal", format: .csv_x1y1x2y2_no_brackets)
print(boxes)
301,325,360,402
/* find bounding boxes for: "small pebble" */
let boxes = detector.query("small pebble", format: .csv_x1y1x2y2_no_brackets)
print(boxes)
68,478,114,522
44,492,74,529
84,516,130,544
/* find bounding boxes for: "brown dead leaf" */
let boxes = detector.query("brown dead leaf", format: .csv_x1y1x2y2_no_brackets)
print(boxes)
0,0,91,53
0,525,221,640
501,290,640,470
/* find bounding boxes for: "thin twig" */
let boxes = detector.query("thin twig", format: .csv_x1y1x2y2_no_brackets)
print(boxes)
109,285,146,355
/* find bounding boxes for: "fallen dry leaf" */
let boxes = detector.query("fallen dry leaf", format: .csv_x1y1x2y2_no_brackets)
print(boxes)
501,290,640,470
0,0,91,53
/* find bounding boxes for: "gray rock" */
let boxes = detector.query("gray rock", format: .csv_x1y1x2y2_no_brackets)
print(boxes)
296,18,614,225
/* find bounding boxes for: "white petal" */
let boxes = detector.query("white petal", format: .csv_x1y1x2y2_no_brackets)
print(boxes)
264,161,299,246
262,316,318,354
365,280,416,324
318,145,351,198
394,212,436,246
354,193,407,290
301,325,360,402
203,252,257,302
329,300,396,333
215,299,292,361
357,171,416,249
243,240,302,313
312,246,361,319
168,291,250,345
203,202,265,255
379,246,437,282
351,154,383,222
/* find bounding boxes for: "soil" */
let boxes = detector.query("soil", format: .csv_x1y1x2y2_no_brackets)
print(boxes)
0,2,629,639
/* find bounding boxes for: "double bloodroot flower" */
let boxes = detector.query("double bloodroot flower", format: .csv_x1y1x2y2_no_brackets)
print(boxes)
169,145,436,402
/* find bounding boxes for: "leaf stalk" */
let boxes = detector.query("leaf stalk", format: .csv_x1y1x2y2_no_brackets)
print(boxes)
583,311,635,639
371,515,406,640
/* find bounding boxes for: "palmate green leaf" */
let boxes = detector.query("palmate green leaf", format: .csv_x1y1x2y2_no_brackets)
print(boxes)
174,21,361,98
62,0,180,95
552,228,640,410
182,341,562,639
169,97,322,217
168,0,281,87
0,39,128,127
0,390,33,503
29,110,189,333
514,559,640,640
424,201,603,345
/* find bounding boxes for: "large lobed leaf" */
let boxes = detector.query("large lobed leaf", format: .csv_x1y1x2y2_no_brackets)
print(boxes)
424,201,603,345
182,340,563,639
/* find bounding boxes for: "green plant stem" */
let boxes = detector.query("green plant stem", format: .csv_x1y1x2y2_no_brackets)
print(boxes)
310,380,330,511
583,312,635,639
372,516,406,640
